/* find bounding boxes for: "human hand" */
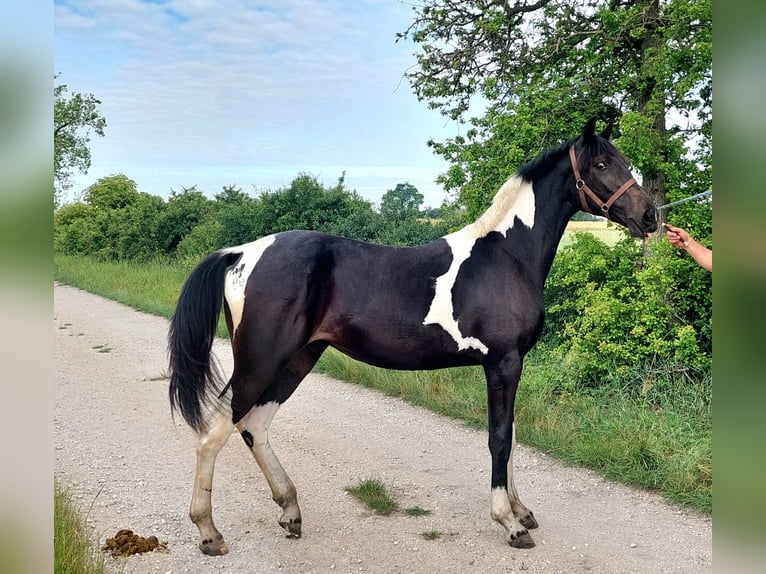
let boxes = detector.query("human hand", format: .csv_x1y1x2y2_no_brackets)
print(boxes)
662,223,690,248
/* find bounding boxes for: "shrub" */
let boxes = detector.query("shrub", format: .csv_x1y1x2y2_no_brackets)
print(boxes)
543,232,711,391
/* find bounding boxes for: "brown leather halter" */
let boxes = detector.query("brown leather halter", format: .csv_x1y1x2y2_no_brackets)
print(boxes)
569,146,636,219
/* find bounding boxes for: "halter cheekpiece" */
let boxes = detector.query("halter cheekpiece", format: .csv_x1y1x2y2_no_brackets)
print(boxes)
569,146,636,219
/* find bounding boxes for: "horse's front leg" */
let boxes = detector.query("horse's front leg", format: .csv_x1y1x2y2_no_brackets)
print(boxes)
508,421,538,530
484,352,536,548
190,407,235,555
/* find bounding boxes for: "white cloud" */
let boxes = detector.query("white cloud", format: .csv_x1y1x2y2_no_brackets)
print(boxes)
55,0,459,206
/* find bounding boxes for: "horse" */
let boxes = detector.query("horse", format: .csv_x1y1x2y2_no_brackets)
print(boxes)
168,117,658,555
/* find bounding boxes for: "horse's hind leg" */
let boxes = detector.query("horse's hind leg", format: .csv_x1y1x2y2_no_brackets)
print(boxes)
237,401,302,537
235,342,327,538
189,404,235,555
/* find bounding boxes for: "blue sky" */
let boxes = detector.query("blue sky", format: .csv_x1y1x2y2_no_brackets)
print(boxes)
54,0,462,208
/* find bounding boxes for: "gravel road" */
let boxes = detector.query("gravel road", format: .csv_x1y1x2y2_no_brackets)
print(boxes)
54,283,712,574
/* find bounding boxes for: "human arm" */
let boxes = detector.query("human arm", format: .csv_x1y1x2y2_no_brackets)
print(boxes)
663,223,712,272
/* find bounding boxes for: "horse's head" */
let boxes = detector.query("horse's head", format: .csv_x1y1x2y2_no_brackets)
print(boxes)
571,118,658,238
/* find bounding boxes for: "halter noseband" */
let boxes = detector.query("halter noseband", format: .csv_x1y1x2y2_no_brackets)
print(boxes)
569,146,636,219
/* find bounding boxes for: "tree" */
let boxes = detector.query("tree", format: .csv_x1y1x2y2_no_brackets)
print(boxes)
398,0,712,220
376,183,449,246
379,183,424,222
53,174,168,260
253,174,381,241
214,184,251,206
83,174,139,210
54,75,107,205
157,186,214,255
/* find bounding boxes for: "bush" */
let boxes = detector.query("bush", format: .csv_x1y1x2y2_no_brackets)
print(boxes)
543,232,712,391
53,202,99,255
156,187,213,256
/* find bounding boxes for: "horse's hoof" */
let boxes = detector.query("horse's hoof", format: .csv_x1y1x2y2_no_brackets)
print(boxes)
519,511,538,530
199,538,229,556
279,517,302,538
509,530,535,549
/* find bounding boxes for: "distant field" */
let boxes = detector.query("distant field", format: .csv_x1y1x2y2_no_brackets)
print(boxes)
561,219,626,247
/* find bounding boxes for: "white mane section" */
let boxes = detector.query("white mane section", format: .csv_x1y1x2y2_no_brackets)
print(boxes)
222,234,277,335
422,175,536,355
461,175,536,239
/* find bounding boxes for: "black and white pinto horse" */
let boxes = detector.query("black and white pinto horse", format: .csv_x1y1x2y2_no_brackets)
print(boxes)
168,118,658,555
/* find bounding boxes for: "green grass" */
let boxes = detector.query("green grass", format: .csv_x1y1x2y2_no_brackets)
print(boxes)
317,351,488,429
420,530,442,541
55,254,229,336
345,478,399,515
404,506,432,517
54,254,197,323
53,254,711,513
54,481,114,574
317,350,711,512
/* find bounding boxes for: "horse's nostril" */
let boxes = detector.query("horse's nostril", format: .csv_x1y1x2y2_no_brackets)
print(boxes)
643,207,657,226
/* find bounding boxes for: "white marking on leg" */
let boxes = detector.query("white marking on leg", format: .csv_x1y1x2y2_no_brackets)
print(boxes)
237,401,281,450
508,422,522,509
422,177,536,354
491,486,514,524
507,422,534,524
491,486,524,530
223,234,277,335
190,406,235,554
237,402,301,534
508,422,518,498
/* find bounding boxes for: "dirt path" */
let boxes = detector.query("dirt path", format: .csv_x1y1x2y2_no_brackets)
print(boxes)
54,283,711,573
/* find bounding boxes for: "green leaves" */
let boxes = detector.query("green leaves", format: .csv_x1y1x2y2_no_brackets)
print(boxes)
543,232,712,390
54,76,107,204
402,0,711,215
53,173,458,263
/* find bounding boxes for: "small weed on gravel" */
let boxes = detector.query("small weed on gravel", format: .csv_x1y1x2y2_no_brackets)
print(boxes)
404,506,432,517
345,478,398,515
421,530,442,541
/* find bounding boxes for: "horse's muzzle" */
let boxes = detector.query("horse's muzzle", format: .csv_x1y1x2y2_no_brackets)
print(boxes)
643,206,658,233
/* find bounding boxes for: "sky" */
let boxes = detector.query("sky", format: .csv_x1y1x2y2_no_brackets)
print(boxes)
54,0,463,209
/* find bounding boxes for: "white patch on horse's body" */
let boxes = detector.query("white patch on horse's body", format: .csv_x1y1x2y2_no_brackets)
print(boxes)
422,234,488,353
422,177,536,354
223,234,277,335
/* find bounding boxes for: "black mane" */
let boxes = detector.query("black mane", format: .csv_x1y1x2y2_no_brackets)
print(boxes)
517,140,572,182
517,135,627,183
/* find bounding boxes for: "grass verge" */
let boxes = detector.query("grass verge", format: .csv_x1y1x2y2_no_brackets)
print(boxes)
54,481,114,574
317,350,711,512
54,254,711,513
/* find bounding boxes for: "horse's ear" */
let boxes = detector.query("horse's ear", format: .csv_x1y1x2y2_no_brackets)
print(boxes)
582,117,598,143
600,120,613,140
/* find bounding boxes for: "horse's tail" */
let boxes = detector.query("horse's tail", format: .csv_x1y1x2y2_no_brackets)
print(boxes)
168,250,242,432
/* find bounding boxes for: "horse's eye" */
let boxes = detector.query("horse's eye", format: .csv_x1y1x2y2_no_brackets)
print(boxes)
595,162,606,171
